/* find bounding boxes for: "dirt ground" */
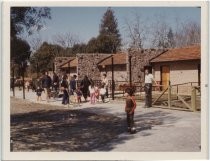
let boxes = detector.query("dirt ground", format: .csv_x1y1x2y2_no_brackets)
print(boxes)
10,97,125,152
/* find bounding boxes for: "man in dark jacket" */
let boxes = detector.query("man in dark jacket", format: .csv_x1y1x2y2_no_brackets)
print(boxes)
80,75,91,102
61,74,69,105
42,71,52,102
70,75,77,95
52,72,59,92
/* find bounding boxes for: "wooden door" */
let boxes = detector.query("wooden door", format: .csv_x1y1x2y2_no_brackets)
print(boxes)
161,66,170,90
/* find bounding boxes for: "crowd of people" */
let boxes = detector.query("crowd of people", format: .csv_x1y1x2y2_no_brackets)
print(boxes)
33,71,110,105
14,69,157,134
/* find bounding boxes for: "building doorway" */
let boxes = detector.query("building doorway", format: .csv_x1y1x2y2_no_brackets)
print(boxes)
161,66,170,90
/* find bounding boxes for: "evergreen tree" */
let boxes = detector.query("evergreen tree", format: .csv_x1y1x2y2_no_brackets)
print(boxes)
97,8,121,53
86,37,98,53
72,43,87,54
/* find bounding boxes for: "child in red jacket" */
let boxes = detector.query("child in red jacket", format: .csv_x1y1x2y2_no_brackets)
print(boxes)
125,87,136,134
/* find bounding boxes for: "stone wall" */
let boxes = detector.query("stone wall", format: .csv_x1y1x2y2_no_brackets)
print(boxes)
54,57,73,74
102,65,127,82
54,50,167,83
77,53,111,80
127,49,167,83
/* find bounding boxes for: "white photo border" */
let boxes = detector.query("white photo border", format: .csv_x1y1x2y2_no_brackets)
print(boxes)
1,1,209,160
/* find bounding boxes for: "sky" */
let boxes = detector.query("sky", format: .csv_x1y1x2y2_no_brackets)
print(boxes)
23,7,201,49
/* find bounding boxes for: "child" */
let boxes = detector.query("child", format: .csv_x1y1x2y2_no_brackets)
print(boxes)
36,86,43,101
94,85,100,102
100,84,106,103
75,87,83,104
125,87,137,134
89,81,96,104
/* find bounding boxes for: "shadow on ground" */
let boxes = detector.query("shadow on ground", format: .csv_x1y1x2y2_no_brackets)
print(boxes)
11,108,178,152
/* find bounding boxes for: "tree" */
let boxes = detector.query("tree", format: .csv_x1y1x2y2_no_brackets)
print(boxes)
29,36,43,53
30,42,58,73
174,20,200,47
53,32,80,49
97,34,115,53
86,37,98,53
98,8,121,53
11,7,51,38
11,37,31,64
72,43,87,54
167,28,175,48
11,7,51,67
124,13,147,50
151,17,170,49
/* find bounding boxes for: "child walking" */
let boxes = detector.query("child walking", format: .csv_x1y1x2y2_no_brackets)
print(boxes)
125,87,137,134
36,86,43,101
94,84,100,102
89,81,96,104
75,86,83,105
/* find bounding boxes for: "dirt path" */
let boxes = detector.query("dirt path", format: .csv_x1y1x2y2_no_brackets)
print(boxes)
11,98,125,151
10,97,201,152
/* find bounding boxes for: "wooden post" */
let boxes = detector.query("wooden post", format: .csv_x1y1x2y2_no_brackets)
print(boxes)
129,55,132,87
191,86,196,112
176,85,178,100
68,62,70,75
52,62,55,73
12,62,15,97
168,85,171,108
22,64,25,99
36,63,39,78
111,56,114,100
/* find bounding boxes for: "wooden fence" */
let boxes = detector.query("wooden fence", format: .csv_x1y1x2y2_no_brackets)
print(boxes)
152,82,200,112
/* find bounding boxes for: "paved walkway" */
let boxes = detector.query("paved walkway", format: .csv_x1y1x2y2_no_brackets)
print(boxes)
10,88,201,152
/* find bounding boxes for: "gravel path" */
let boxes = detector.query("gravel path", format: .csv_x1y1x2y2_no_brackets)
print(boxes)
10,89,201,152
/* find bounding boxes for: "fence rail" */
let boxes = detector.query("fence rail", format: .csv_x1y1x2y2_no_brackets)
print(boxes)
75,80,200,111
152,82,200,112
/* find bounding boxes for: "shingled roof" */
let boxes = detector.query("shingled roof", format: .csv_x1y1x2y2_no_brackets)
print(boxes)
150,45,200,63
55,57,75,67
97,53,127,66
60,58,78,68
59,57,76,67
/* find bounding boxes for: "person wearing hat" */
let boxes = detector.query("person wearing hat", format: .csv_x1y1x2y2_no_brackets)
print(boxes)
70,75,77,95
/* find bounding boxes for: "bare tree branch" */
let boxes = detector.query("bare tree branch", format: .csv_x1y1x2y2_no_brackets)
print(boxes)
53,32,80,49
124,13,147,50
29,36,43,52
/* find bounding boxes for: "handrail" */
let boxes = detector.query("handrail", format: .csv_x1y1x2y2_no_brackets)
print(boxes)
171,82,199,87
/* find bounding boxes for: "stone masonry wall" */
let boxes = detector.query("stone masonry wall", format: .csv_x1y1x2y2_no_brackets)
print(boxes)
77,53,111,80
54,57,73,74
127,49,167,83
104,65,127,82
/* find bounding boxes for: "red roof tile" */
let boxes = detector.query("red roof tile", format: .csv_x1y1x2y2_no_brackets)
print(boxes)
98,53,127,66
150,45,200,63
59,57,76,67
60,58,78,68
